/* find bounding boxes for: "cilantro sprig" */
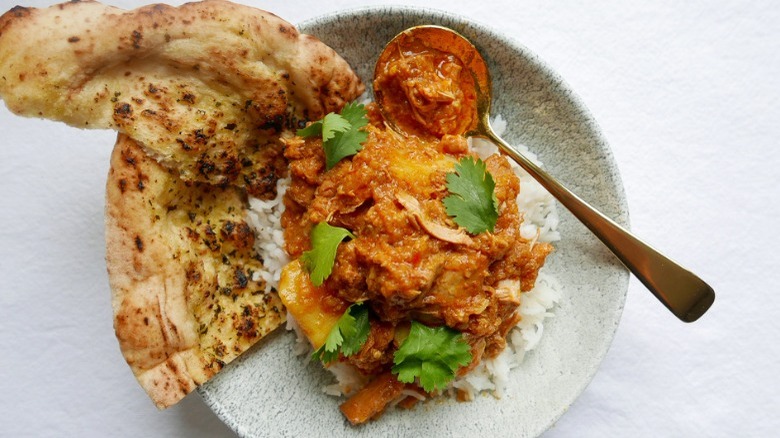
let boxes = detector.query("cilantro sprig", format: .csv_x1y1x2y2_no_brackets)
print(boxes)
297,112,351,142
443,156,499,234
391,322,472,392
297,102,368,170
312,303,370,364
300,222,355,286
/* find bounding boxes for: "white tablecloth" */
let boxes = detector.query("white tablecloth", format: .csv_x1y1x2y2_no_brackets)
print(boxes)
1,0,776,436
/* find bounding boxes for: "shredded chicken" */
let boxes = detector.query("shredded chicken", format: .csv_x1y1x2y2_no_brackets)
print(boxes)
395,192,473,245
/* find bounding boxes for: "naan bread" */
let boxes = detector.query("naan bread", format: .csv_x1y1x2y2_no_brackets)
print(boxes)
106,134,285,408
0,0,365,408
0,0,363,196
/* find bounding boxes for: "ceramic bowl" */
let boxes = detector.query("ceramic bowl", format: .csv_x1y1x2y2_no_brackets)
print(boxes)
199,6,629,437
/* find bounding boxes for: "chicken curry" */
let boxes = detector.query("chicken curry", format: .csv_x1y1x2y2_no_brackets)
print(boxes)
277,32,552,425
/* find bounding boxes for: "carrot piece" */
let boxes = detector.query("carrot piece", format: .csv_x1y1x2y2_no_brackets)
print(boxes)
339,371,405,425
395,393,422,410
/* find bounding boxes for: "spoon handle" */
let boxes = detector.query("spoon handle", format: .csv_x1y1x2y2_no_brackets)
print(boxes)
485,130,714,322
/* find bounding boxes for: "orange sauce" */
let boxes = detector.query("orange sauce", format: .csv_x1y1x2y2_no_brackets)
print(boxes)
373,33,478,137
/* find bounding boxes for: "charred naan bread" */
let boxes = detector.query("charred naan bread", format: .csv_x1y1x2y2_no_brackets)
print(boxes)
0,0,365,409
106,134,285,408
0,0,363,196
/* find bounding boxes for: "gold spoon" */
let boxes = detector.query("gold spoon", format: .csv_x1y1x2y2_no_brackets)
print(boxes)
374,25,715,322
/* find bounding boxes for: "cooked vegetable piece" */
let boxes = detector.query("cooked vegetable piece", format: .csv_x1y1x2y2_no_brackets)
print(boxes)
443,156,499,234
392,321,472,392
277,260,346,348
339,371,406,425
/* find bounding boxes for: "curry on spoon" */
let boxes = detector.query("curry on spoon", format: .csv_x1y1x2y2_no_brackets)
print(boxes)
373,25,715,322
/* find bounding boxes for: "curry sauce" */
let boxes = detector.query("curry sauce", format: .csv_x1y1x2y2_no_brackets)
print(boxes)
373,33,478,138
282,104,552,376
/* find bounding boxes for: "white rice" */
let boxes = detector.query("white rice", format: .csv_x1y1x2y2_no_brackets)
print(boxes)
245,114,562,402
246,176,291,293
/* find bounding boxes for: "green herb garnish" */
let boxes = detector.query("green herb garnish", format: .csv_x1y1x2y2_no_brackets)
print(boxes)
297,102,368,170
297,112,350,142
391,321,473,392
443,156,499,234
312,303,370,364
300,222,355,287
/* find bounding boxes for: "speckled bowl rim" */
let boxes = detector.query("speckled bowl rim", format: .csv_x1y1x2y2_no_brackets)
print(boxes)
199,5,630,437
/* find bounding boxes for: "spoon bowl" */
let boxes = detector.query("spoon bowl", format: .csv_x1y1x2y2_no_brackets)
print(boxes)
373,25,715,322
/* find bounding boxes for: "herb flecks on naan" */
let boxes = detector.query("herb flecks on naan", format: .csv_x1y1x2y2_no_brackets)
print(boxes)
106,134,285,409
0,0,363,197
0,0,364,409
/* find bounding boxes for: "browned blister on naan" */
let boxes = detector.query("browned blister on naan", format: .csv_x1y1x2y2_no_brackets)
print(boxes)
106,134,286,408
0,0,363,196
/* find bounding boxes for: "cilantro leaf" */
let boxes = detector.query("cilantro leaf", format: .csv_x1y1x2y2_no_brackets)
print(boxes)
443,156,499,234
323,102,368,169
297,112,351,140
340,304,370,356
296,102,369,170
324,124,368,170
300,222,355,286
322,113,352,142
296,120,322,138
391,322,472,392
315,319,344,363
312,303,371,364
339,102,369,128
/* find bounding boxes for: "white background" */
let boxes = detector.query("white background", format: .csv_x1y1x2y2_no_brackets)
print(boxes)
1,0,777,436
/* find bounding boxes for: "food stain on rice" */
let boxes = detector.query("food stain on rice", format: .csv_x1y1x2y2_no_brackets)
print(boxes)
245,115,562,404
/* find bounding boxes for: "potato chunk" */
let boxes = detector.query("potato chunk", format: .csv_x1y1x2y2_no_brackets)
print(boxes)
278,260,348,348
